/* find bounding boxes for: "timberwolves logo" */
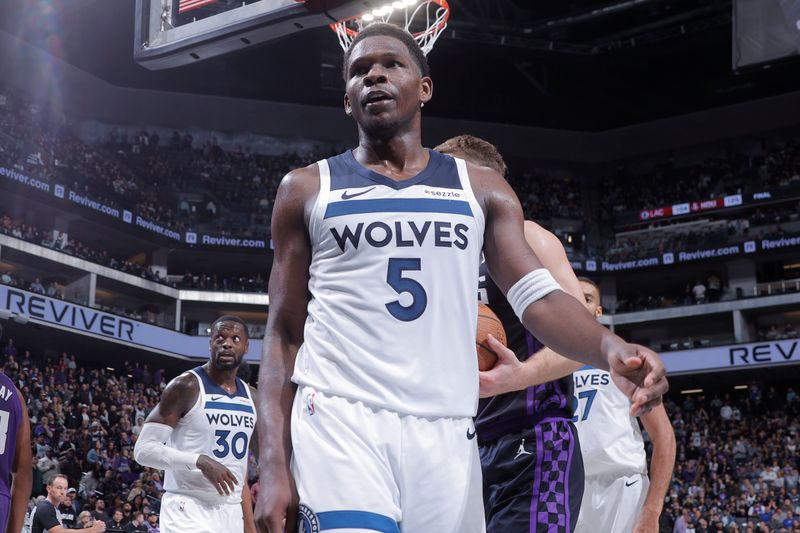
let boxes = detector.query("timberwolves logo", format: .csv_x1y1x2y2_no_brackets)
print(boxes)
298,504,319,533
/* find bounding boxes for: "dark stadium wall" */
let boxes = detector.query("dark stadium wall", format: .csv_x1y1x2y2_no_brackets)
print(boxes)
2,30,800,163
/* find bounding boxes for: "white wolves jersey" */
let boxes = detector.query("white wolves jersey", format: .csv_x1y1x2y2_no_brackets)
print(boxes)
163,366,256,505
292,149,485,418
572,366,647,478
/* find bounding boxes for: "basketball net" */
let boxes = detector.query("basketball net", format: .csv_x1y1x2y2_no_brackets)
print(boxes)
330,0,450,56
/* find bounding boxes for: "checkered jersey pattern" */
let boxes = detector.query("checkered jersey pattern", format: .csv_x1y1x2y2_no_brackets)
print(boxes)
533,421,575,532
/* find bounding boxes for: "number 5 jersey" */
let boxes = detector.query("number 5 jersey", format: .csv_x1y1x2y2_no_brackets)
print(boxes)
292,149,485,418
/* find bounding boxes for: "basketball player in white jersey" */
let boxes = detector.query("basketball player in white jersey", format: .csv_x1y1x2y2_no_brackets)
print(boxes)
134,316,257,533
573,278,675,533
255,22,668,533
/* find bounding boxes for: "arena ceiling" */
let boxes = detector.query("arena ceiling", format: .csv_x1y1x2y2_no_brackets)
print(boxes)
0,0,798,130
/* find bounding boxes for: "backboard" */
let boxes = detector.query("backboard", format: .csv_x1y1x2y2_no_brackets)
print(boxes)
134,0,365,70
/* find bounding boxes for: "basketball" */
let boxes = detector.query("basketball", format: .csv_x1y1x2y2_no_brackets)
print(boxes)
476,303,507,371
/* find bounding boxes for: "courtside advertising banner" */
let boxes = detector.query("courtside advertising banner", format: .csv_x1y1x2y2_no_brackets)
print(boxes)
0,285,262,361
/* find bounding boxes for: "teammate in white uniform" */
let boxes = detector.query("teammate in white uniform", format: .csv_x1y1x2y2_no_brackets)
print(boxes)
134,316,257,533
255,22,669,533
573,279,676,533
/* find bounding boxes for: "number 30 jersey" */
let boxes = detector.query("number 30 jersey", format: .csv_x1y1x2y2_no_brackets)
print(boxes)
163,366,256,505
572,366,646,478
293,149,485,418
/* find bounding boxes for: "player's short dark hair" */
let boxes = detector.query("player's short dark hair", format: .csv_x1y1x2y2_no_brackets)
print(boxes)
577,276,599,290
342,22,430,80
434,135,508,177
211,315,249,338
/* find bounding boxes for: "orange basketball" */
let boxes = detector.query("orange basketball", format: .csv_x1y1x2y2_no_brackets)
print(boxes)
476,303,507,371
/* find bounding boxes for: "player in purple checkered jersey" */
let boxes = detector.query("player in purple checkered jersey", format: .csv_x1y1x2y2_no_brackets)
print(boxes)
436,136,588,532
0,362,32,533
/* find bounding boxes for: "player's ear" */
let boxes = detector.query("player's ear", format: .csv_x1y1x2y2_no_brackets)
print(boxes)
596,305,603,318
420,76,433,106
344,93,353,116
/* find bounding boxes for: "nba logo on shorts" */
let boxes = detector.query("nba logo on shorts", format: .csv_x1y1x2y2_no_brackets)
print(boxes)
123,210,133,224
744,241,756,254
662,252,674,265
298,504,320,533
185,232,197,244
54,184,65,199
306,392,316,416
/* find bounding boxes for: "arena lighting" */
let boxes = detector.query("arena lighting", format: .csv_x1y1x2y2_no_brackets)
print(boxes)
362,13,375,21
107,367,115,372
734,385,748,390
680,388,703,395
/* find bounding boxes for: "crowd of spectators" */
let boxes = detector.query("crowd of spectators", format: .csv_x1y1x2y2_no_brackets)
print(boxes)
0,213,268,294
600,138,800,220
0,339,172,532
599,201,800,263
660,384,800,532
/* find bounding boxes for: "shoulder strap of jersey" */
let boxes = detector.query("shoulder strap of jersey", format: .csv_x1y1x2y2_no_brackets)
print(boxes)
453,156,486,231
308,159,331,244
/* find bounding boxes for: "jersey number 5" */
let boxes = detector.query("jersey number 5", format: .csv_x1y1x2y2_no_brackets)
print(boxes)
385,258,428,321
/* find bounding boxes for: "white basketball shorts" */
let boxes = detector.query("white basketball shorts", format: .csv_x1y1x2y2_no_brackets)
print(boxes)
574,472,649,533
160,491,244,533
291,386,486,533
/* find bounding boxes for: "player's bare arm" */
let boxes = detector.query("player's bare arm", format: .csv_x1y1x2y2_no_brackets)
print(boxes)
634,404,676,533
134,374,238,496
479,221,585,397
471,161,668,415
240,385,259,533
9,387,32,533
255,166,317,533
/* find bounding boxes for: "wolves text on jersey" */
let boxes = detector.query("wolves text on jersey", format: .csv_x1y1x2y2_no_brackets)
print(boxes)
331,220,469,253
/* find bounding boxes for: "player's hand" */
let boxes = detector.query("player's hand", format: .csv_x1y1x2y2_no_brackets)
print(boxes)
254,460,299,533
90,521,107,532
633,507,660,533
606,341,668,417
197,454,239,496
479,335,524,398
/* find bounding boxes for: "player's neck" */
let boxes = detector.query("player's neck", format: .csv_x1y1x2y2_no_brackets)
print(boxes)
354,129,427,179
203,362,238,394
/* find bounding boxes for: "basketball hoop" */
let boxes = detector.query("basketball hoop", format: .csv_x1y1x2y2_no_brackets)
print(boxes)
330,0,450,56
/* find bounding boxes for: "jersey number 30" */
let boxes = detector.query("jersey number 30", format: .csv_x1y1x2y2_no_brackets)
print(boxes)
213,430,249,460
385,258,428,321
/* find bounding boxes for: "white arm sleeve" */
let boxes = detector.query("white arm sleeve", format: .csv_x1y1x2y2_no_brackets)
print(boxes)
506,268,563,321
133,422,200,471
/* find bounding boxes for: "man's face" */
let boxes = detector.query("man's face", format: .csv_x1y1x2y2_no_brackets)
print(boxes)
96,499,105,510
148,514,158,525
579,280,603,318
209,321,249,371
113,510,123,522
343,35,432,135
48,477,68,504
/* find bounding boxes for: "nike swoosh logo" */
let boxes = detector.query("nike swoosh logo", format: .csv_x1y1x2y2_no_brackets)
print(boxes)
341,187,376,200
466,428,476,440
625,479,639,487
210,395,223,401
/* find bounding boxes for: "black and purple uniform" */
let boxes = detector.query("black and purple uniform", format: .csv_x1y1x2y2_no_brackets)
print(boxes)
477,262,584,533
0,372,21,531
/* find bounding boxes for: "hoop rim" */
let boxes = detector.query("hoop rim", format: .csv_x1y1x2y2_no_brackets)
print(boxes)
329,0,450,40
